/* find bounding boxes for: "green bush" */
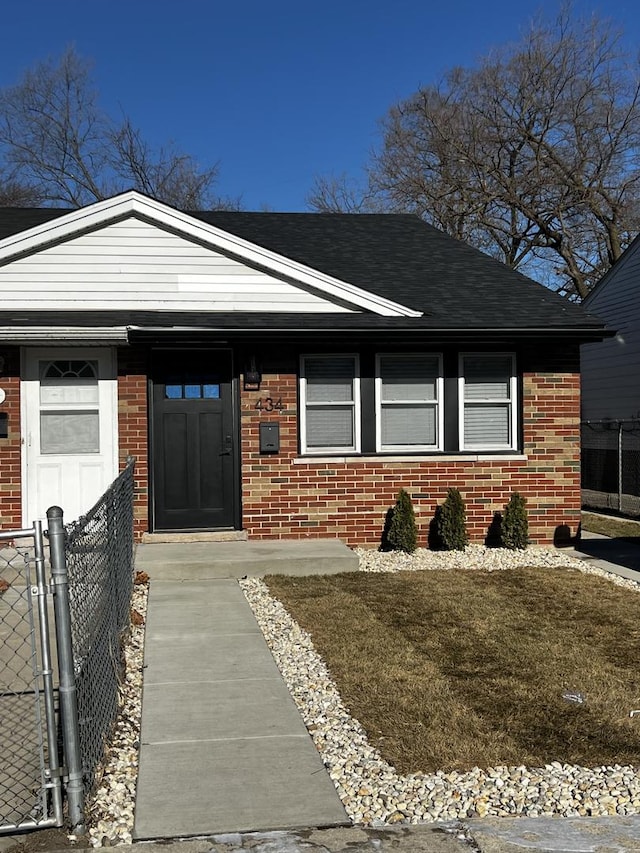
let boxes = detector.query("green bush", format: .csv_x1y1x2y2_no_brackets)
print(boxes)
501,492,529,550
387,488,418,553
438,488,468,551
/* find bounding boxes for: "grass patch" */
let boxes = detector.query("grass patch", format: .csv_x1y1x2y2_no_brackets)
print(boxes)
265,567,640,775
582,510,640,541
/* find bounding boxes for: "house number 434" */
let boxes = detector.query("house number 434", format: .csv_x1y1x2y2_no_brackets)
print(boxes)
254,397,284,412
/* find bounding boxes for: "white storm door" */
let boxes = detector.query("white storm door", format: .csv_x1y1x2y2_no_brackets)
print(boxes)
22,348,118,524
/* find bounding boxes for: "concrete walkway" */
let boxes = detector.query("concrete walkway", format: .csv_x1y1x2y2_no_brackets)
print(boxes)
129,533,640,851
133,574,347,840
571,529,640,578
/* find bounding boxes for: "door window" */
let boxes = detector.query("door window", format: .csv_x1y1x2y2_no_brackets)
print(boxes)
39,360,100,454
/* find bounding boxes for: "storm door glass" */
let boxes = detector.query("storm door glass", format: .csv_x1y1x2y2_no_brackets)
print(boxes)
39,360,100,454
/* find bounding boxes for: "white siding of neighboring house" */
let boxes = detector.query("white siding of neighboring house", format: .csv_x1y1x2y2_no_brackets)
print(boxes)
0,217,355,313
581,239,640,421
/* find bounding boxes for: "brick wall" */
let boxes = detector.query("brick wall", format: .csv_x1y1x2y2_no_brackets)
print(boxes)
240,347,581,547
117,348,149,540
0,347,22,529
0,343,582,547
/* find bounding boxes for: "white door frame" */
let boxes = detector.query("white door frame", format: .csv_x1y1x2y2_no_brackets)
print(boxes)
20,346,119,525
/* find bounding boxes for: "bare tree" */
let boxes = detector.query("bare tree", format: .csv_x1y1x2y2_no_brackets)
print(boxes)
307,173,384,213
0,48,235,210
310,8,640,298
0,167,45,206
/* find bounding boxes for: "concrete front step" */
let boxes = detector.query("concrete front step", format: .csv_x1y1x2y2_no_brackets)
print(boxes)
134,538,358,580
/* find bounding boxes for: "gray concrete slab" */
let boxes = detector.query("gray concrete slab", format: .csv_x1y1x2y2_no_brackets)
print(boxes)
134,736,347,839
145,595,260,636
469,813,640,851
571,530,640,580
141,679,311,743
134,579,347,840
134,539,358,580
0,824,474,853
143,632,281,684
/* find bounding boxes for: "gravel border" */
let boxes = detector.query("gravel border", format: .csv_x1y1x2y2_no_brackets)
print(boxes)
240,547,640,826
84,583,147,848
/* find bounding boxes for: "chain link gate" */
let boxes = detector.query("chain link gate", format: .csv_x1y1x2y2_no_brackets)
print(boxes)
0,523,63,833
1,459,135,835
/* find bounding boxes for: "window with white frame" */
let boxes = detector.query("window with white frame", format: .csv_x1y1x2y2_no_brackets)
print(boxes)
459,353,517,450
376,354,443,451
300,355,360,453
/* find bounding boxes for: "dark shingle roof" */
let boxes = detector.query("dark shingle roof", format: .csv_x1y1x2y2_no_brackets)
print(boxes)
0,206,607,333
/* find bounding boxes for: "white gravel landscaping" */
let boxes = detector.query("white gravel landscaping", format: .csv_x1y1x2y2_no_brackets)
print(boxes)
85,583,147,848
84,546,640,845
242,546,640,826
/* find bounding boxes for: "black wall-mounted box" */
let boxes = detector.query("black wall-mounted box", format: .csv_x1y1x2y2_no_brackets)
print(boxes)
259,421,279,453
0,412,7,439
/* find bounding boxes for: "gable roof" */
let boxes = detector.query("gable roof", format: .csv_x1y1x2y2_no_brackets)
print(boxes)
0,192,417,318
0,191,609,338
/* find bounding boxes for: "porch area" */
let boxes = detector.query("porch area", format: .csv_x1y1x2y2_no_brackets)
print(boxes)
133,537,359,580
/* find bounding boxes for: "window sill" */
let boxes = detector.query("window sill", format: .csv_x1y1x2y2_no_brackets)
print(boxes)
293,453,528,464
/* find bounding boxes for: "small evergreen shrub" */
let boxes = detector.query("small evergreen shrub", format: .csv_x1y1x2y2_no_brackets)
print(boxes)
501,492,529,550
386,488,418,553
438,487,468,551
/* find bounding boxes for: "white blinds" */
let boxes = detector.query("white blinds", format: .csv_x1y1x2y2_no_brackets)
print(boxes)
382,405,436,446
378,355,440,449
462,355,514,448
305,357,355,403
302,356,357,451
464,356,512,400
379,355,438,401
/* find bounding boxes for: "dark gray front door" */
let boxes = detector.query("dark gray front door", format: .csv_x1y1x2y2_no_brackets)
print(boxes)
152,350,236,531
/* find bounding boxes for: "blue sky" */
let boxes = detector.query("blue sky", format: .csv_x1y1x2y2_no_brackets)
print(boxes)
2,0,640,210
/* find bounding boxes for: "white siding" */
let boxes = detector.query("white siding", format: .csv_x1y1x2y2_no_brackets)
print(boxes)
581,243,640,420
0,218,354,313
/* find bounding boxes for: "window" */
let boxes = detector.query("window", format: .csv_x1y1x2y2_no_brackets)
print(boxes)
39,360,100,454
300,355,360,453
375,354,443,451
459,354,517,450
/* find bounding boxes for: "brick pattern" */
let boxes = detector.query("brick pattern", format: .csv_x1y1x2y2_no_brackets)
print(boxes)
240,350,581,547
0,348,22,529
0,345,581,547
117,348,149,540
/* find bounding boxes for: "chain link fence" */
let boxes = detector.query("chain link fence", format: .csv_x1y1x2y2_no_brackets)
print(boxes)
582,420,640,516
0,458,135,834
64,457,135,797
0,525,63,832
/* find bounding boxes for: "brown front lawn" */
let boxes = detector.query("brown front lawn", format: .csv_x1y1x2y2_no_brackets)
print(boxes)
265,566,640,775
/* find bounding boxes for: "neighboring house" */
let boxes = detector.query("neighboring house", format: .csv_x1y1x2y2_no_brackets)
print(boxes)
0,191,608,546
581,235,640,422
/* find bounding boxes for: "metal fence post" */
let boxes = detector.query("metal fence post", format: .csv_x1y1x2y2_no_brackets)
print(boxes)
32,520,64,827
47,506,85,834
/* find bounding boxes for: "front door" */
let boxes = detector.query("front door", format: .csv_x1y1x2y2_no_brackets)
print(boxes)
22,348,118,524
151,350,237,531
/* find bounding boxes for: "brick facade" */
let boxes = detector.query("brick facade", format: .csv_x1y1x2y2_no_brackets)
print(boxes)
117,347,149,541
239,347,581,547
0,347,22,529
0,344,581,547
